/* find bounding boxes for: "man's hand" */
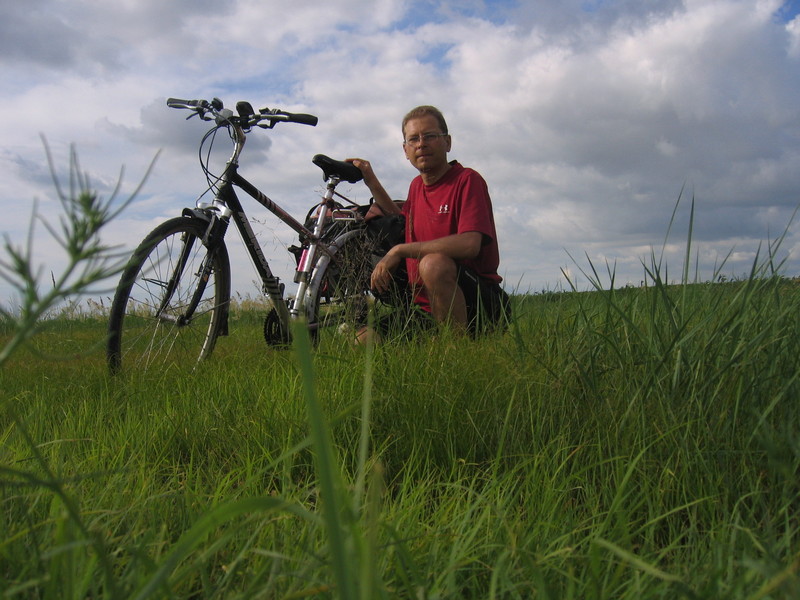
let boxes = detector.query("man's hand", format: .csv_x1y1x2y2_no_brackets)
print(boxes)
347,158,376,186
371,247,403,293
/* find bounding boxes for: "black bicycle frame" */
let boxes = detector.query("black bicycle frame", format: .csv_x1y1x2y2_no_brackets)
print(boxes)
211,161,341,321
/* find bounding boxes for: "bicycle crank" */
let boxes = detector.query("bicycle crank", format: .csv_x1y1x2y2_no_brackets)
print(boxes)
263,308,290,348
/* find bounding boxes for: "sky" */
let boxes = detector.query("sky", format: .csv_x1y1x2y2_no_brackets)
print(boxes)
2,0,800,309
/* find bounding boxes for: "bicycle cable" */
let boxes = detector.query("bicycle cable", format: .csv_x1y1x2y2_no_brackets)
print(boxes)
194,125,228,203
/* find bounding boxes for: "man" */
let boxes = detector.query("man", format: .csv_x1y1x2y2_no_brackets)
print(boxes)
349,105,508,338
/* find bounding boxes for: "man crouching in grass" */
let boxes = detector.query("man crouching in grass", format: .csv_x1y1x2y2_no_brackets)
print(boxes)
348,105,510,342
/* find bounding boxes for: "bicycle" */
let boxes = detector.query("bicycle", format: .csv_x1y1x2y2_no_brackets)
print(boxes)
106,97,389,374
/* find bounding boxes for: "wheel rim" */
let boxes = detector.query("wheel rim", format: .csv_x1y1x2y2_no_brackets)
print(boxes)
109,223,225,373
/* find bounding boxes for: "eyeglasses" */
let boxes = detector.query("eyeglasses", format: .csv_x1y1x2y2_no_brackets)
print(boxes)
403,132,448,146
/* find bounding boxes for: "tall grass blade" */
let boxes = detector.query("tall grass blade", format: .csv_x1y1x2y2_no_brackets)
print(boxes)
593,538,680,583
292,319,358,599
132,496,314,599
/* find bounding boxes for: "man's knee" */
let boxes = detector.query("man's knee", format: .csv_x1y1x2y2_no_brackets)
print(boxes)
417,253,458,284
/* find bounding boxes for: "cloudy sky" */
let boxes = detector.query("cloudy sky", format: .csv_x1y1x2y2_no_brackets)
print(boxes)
2,0,800,307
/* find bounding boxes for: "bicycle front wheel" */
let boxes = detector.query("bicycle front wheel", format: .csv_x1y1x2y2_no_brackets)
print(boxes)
107,216,230,374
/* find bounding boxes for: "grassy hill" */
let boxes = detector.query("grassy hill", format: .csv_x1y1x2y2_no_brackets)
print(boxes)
1,278,798,598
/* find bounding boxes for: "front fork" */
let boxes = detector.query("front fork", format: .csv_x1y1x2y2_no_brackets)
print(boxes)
157,209,230,326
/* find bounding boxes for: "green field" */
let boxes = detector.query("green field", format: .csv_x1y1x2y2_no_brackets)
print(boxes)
1,277,799,598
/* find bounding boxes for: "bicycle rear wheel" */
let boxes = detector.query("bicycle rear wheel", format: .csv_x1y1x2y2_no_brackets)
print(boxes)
107,216,230,374
307,229,375,340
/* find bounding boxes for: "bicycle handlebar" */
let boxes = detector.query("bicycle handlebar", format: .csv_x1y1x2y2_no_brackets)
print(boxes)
261,108,319,127
166,97,318,129
166,97,208,110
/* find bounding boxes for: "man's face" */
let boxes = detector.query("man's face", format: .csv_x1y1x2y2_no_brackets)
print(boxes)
402,115,451,175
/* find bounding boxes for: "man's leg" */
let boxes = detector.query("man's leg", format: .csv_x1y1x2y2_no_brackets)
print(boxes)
417,253,468,328
457,265,510,335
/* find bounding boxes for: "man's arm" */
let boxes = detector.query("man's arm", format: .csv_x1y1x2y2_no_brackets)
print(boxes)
391,231,483,262
370,231,483,293
347,158,402,215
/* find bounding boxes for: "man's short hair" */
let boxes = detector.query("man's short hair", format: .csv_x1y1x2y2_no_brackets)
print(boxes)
402,105,448,136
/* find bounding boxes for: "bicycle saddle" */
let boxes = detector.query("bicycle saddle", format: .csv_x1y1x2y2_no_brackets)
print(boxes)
312,154,364,184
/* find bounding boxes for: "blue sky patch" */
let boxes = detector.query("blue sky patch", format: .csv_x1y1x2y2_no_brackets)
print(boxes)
394,0,517,31
775,0,800,23
418,43,453,70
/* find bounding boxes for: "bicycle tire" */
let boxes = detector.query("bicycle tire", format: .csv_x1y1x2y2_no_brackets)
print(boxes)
306,228,376,340
107,216,230,374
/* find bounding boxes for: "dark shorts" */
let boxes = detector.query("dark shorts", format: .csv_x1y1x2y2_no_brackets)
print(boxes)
374,264,511,339
457,264,511,335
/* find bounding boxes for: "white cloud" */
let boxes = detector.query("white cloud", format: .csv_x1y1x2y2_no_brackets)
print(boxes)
2,0,800,308
787,15,800,56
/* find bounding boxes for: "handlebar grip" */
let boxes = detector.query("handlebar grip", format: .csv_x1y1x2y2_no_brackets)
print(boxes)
281,111,318,126
167,98,205,109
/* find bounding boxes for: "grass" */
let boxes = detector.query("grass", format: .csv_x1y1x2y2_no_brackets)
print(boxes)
1,267,799,598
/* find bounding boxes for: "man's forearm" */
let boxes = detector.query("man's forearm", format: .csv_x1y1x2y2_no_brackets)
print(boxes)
365,179,400,215
347,158,402,216
392,231,483,262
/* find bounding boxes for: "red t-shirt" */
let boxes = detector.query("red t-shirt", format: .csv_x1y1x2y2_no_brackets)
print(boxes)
402,161,501,310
